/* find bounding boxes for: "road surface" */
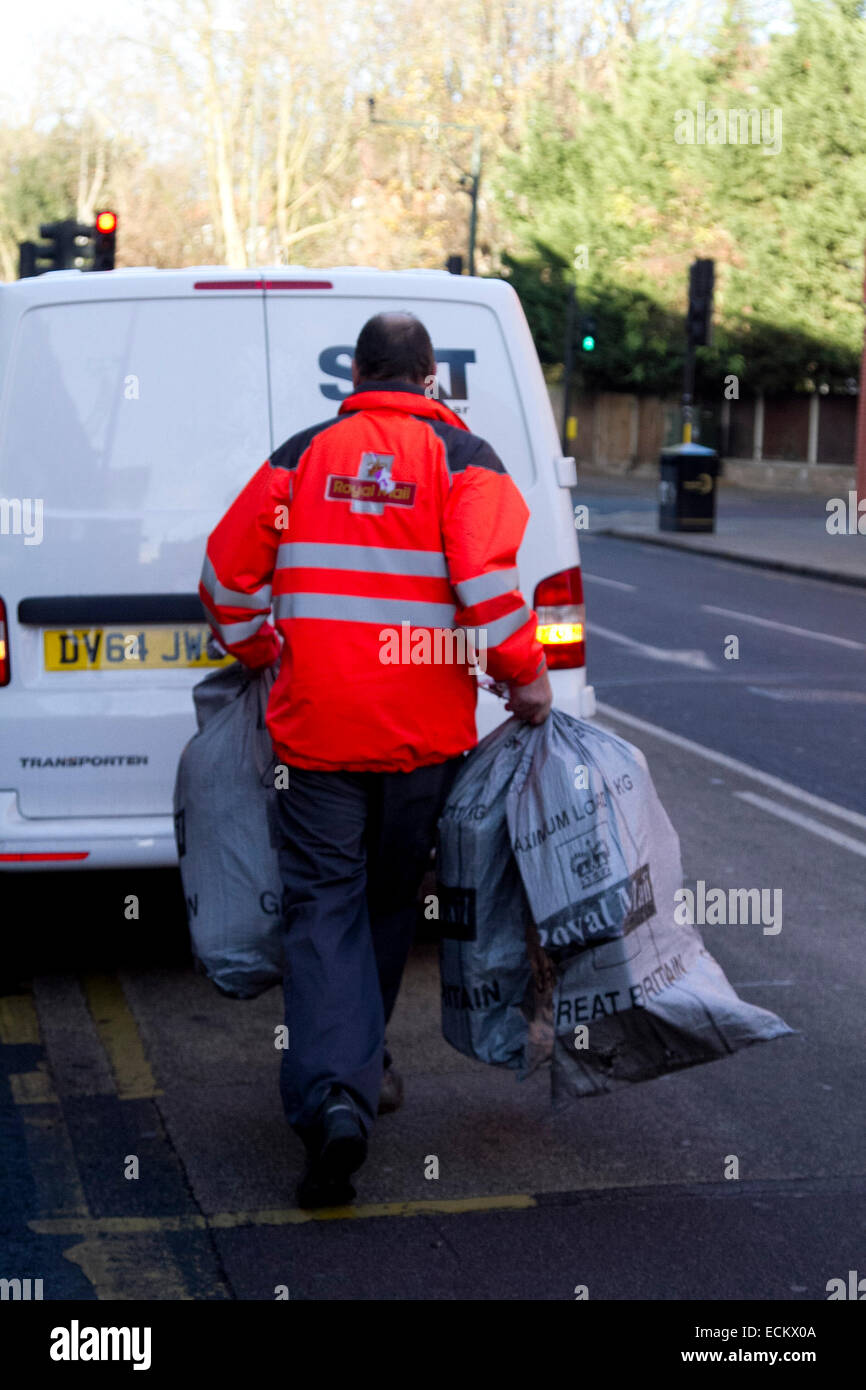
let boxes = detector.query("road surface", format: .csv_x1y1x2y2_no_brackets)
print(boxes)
1,532,864,1300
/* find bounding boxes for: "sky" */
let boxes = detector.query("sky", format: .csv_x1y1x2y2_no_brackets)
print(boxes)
0,0,146,114
0,0,798,117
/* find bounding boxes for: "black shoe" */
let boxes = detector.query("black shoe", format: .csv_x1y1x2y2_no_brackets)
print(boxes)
297,1089,368,1209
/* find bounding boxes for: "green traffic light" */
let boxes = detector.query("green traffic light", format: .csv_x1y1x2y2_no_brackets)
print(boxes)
581,334,595,352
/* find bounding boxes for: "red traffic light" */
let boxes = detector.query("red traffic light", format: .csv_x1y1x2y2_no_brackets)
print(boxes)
95,210,117,234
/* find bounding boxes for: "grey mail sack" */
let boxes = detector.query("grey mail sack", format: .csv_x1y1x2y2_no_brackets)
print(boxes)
174,661,285,999
436,710,792,1101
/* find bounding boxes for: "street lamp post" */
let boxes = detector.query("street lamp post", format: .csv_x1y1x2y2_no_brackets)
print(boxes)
465,126,481,276
367,97,482,274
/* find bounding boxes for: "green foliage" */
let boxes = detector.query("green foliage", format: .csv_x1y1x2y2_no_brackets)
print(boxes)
496,0,866,396
0,124,97,280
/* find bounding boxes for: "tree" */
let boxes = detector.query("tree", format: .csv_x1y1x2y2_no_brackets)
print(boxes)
497,0,866,394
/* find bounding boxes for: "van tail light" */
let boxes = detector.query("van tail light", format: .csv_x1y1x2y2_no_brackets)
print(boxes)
193,280,333,290
534,567,585,669
0,597,9,685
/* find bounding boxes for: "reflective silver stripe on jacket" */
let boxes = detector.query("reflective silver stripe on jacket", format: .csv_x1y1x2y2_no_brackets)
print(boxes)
453,567,519,608
213,613,269,645
273,593,457,627
201,554,272,610
465,603,532,649
276,542,448,579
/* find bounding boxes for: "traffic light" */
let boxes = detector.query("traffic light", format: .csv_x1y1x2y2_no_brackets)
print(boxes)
20,220,90,275
687,258,715,346
41,220,96,270
17,213,118,277
92,210,117,271
579,315,597,352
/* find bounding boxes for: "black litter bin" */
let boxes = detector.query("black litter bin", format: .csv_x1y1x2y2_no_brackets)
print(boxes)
658,443,720,533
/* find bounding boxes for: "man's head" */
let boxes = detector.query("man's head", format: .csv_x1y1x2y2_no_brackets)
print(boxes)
351,312,436,389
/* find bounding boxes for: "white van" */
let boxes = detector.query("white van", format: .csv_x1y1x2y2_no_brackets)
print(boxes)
0,266,595,870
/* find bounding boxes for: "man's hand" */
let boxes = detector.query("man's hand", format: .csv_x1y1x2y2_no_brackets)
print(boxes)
505,669,553,725
246,631,281,671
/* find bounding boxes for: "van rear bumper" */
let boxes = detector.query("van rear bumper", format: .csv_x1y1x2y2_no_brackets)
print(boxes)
0,680,596,873
0,793,178,871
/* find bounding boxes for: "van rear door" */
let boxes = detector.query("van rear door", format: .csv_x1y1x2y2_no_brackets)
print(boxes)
263,278,537,496
0,279,271,820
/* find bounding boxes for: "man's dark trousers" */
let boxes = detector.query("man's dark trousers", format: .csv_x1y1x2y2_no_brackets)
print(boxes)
275,755,463,1142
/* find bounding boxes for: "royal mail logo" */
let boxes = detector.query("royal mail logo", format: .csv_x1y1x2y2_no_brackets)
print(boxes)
326,475,416,506
326,452,416,514
570,832,612,888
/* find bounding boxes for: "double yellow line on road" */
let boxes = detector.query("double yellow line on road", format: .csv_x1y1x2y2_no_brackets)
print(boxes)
2,973,171,1298
0,992,41,1044
1,991,58,1103
2,973,160,1103
80,974,162,1100
31,1192,537,1237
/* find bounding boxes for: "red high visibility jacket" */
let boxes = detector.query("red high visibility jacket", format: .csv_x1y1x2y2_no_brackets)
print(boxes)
200,380,546,773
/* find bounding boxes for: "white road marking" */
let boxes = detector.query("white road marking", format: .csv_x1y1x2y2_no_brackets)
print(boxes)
582,574,636,591
590,623,716,671
595,701,866,833
734,791,866,860
731,981,795,988
701,604,866,651
747,687,866,704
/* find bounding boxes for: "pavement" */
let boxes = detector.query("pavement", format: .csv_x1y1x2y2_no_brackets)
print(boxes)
577,473,866,587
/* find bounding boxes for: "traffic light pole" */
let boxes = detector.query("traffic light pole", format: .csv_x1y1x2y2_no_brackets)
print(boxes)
465,127,481,276
683,258,714,444
561,285,577,453
368,99,482,274
682,338,696,444
856,245,866,507
18,243,37,279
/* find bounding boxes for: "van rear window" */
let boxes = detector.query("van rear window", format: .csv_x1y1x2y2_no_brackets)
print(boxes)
0,298,270,517
266,296,537,492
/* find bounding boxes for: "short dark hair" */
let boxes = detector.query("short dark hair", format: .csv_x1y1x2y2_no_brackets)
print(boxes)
354,312,436,385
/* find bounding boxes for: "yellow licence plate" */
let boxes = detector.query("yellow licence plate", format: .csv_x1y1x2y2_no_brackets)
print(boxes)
43,626,234,672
